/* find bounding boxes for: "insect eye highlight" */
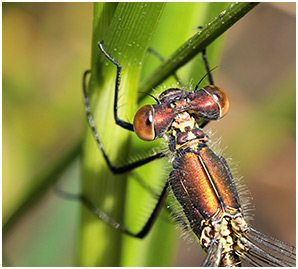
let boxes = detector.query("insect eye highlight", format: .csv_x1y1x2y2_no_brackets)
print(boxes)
133,105,155,141
170,102,176,108
203,86,230,118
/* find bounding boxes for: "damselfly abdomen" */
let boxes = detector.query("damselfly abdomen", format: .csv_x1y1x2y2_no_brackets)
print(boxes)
79,42,296,267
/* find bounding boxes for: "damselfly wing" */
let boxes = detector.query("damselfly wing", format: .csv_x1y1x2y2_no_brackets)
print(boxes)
78,42,296,267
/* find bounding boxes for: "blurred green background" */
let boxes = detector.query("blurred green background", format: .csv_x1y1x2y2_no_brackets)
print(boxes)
3,3,295,266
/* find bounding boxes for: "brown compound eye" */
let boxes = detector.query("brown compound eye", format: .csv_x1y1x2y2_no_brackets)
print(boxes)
133,105,155,141
204,86,230,118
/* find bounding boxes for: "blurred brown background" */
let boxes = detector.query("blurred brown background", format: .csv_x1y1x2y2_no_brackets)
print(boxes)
3,3,295,266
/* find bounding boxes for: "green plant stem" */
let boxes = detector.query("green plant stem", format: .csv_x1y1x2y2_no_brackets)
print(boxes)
2,2,261,266
79,3,166,266
3,4,259,236
138,2,259,96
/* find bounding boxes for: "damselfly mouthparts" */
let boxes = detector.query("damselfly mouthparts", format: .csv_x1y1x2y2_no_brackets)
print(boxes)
78,42,296,267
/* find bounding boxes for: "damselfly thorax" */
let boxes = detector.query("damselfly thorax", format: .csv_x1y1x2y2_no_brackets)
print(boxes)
71,42,296,267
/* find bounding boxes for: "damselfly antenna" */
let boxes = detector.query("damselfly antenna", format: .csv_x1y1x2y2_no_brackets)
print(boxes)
194,66,218,92
138,91,161,104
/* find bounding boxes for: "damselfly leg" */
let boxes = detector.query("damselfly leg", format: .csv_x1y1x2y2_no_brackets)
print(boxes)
73,41,216,236
61,41,295,267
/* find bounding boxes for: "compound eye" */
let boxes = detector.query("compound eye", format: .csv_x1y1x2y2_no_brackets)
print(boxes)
204,86,230,118
133,105,155,141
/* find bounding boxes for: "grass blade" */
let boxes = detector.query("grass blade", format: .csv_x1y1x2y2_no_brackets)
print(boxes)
79,3,165,266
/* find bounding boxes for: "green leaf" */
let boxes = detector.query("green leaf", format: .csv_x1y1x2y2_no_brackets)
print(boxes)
2,2,260,267
80,2,259,267
120,3,232,267
80,2,261,267
79,3,165,266
139,2,259,95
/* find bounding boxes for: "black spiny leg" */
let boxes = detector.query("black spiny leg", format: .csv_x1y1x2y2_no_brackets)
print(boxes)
195,26,215,128
56,180,169,239
66,42,169,238
201,48,214,85
147,47,185,86
98,41,133,131
83,43,166,175
197,26,214,85
83,72,165,174
198,47,215,128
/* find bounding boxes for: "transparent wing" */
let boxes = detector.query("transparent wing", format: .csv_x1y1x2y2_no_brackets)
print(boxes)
201,237,223,267
240,227,296,267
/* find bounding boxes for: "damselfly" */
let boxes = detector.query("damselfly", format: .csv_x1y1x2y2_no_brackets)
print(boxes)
76,42,296,267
